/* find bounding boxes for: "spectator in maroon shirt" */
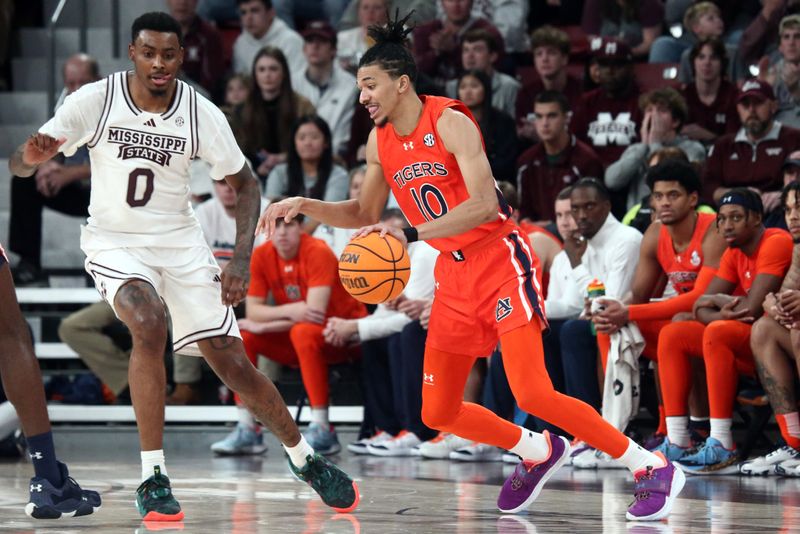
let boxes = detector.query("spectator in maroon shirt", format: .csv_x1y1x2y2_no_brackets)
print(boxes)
704,79,800,211
516,26,585,142
167,0,225,98
572,37,642,169
517,91,604,223
681,38,740,145
412,0,504,85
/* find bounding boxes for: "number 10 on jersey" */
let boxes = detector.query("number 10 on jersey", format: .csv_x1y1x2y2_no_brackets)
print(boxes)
410,184,448,222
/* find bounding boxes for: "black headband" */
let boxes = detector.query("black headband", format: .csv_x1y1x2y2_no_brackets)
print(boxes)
719,192,760,212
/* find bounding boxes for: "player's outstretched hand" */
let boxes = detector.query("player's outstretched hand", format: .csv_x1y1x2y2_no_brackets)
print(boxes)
23,133,65,166
220,258,249,307
256,197,305,239
352,223,407,246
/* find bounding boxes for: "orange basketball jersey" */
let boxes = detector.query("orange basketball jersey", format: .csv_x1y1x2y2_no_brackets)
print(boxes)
375,95,512,253
656,212,716,294
716,228,793,293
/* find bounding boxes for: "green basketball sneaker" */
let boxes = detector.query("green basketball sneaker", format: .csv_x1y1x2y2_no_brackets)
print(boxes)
289,453,360,513
135,466,184,521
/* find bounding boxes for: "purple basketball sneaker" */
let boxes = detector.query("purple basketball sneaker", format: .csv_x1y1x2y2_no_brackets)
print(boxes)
497,430,570,513
626,452,686,521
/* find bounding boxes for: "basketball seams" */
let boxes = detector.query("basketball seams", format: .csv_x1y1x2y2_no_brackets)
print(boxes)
345,242,403,263
382,235,397,301
338,233,410,303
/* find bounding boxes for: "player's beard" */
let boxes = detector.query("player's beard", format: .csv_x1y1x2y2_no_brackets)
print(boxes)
149,87,168,97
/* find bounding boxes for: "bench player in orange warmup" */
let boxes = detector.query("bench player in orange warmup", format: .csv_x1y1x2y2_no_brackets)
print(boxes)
259,13,684,520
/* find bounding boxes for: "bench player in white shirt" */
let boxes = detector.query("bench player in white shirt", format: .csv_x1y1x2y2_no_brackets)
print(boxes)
9,11,358,522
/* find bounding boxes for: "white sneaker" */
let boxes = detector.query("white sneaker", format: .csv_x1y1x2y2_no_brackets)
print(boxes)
502,452,520,464
571,447,625,469
775,454,800,477
367,430,422,457
449,442,503,462
416,432,472,459
347,431,392,454
739,445,800,476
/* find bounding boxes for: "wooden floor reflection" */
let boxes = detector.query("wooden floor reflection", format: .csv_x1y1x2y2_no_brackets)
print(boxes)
0,427,796,533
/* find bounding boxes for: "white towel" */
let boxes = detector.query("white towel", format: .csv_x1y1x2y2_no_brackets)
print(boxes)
601,320,644,432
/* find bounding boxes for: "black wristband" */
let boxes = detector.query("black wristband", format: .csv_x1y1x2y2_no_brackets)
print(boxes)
402,227,418,243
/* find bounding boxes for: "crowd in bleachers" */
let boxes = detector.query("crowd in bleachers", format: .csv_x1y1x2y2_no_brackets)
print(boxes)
8,0,800,476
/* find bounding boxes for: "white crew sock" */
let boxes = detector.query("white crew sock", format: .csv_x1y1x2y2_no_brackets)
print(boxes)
141,449,167,481
666,416,690,447
509,427,550,462
284,435,315,470
616,438,666,474
710,418,734,449
237,406,257,429
310,408,329,429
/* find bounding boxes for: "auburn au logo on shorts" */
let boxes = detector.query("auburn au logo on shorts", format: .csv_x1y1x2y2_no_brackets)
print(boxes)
496,297,513,322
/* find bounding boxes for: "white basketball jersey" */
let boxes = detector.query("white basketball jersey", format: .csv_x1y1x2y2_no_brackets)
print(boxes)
39,71,246,250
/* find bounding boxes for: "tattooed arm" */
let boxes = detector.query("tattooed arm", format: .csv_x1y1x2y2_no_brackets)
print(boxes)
219,163,261,307
779,244,800,292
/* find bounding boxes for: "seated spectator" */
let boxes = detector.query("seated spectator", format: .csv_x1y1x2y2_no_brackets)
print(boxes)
412,0,504,84
233,0,306,76
223,73,250,111
293,21,358,158
516,91,603,224
581,0,664,59
744,181,800,475
680,38,740,144
738,0,789,75
8,53,99,285
439,0,530,57
764,150,800,228
265,115,349,233
167,0,224,97
337,0,388,74
324,209,439,456
271,0,349,29
606,87,707,211
572,38,642,180
337,0,435,30
445,29,519,117
763,15,800,129
655,189,792,473
704,79,800,207
545,187,584,320
58,301,132,404
555,179,642,465
515,25,585,142
170,179,270,408
231,46,315,182
455,69,518,184
649,1,724,65
236,215,368,455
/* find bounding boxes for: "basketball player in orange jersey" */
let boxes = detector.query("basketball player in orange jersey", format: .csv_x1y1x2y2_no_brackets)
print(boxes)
259,13,685,520
592,160,726,442
653,188,792,474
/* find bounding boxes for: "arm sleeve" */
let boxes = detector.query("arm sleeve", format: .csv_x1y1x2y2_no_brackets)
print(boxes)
628,266,718,321
356,305,412,341
756,233,794,276
38,81,105,157
196,99,247,180
604,144,648,191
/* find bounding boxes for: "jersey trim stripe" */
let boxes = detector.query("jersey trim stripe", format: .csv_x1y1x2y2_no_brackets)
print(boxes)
189,86,199,159
505,231,546,325
86,261,157,289
162,81,183,120
88,74,115,148
120,72,140,116
173,306,235,351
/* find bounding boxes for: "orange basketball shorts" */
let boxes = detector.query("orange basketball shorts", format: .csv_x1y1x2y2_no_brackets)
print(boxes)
426,221,547,357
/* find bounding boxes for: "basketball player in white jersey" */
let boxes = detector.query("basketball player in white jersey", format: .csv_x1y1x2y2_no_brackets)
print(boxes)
9,12,358,521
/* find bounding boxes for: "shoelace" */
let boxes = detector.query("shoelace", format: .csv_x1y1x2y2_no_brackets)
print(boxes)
633,466,654,502
140,477,171,499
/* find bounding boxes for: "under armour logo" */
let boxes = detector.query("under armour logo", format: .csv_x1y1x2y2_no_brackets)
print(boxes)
423,373,434,385
722,195,733,204
766,147,783,156
423,133,435,147
143,118,156,127
30,484,42,492
30,451,43,460
403,142,414,151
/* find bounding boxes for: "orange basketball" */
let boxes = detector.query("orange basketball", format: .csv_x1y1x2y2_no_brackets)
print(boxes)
338,233,411,304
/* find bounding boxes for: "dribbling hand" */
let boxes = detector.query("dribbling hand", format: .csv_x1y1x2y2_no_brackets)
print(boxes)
256,197,305,239
351,223,407,246
23,133,66,167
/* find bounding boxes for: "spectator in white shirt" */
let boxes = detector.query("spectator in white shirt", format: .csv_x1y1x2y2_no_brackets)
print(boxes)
233,0,307,76
324,209,440,455
337,0,388,74
293,21,358,158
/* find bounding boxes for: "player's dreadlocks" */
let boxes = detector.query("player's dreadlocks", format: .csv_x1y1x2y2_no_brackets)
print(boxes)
359,10,417,84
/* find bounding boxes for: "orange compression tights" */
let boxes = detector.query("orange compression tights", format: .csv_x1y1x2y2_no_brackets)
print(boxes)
240,324,355,408
420,321,629,457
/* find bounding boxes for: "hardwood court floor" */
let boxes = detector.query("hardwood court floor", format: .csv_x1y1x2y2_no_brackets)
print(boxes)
0,427,795,533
